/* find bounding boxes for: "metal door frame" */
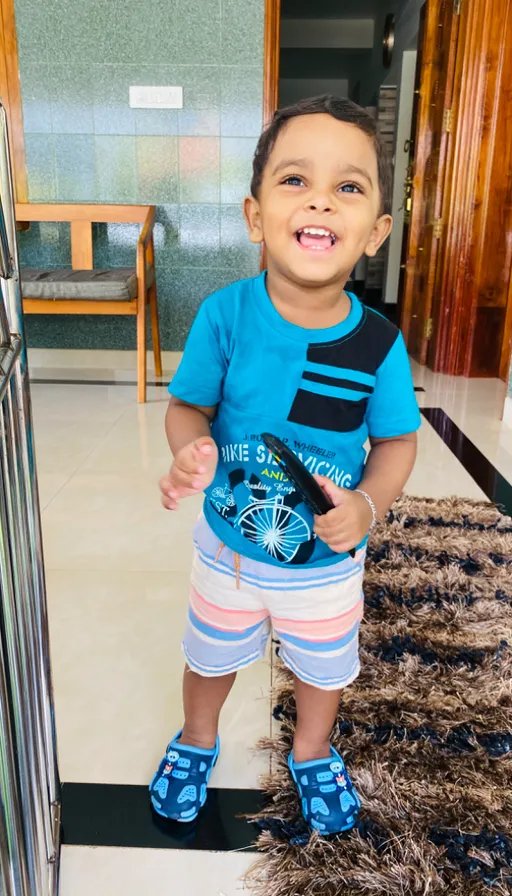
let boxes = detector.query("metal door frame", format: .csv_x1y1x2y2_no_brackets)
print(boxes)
0,100,61,896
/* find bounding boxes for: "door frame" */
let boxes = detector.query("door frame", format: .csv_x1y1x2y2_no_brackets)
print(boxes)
0,0,27,202
263,0,281,126
401,0,461,367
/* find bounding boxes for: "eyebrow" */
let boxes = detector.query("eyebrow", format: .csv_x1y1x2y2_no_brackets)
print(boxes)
271,158,312,176
342,164,374,187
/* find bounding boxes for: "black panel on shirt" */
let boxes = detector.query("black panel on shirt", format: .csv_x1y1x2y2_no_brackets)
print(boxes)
288,390,369,433
287,307,399,433
305,306,399,373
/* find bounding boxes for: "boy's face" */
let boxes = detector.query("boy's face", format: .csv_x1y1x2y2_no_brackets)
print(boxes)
244,114,392,288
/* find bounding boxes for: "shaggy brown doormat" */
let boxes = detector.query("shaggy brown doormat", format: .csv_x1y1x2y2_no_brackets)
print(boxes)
248,497,512,896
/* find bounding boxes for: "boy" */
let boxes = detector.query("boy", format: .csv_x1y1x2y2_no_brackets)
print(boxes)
150,95,420,834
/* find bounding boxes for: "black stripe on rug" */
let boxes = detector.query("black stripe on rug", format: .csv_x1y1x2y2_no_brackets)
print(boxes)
61,783,262,851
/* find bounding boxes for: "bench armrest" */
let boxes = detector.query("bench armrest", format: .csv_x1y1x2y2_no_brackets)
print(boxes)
139,205,156,250
136,206,156,295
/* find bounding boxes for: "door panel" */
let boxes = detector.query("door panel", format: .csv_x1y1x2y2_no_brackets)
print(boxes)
400,0,460,363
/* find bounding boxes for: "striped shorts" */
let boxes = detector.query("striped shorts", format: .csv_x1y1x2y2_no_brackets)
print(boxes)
182,516,365,691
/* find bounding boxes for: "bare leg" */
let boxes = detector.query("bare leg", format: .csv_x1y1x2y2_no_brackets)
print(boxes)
292,675,341,763
180,664,236,750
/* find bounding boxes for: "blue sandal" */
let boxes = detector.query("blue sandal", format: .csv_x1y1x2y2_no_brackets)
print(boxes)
288,746,361,834
149,731,220,822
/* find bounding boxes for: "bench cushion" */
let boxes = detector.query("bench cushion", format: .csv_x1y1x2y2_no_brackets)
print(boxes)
21,267,154,301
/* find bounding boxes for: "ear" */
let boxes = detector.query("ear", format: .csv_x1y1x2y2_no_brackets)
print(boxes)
244,195,264,245
365,214,393,257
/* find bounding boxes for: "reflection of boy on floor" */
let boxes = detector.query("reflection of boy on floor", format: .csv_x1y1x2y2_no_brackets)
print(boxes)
150,96,420,834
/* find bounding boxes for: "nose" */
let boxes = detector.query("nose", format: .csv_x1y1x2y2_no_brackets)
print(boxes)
305,195,333,213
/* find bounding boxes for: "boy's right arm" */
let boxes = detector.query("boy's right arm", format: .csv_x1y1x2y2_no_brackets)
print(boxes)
160,396,219,511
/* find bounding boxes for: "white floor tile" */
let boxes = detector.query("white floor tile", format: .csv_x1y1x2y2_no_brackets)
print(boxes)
41,472,202,572
33,416,117,477
48,568,270,788
405,418,487,500
37,472,73,510
60,846,256,896
79,402,172,474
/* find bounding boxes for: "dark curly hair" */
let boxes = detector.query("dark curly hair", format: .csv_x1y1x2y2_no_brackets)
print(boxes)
251,95,392,216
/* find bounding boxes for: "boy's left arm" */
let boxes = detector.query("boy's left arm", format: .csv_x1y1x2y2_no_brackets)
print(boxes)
314,432,417,554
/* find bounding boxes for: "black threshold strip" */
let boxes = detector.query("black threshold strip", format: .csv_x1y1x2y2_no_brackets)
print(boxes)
61,783,264,852
30,377,426,392
30,377,170,388
421,407,512,516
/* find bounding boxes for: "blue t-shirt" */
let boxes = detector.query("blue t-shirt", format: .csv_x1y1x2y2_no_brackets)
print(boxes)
169,272,420,569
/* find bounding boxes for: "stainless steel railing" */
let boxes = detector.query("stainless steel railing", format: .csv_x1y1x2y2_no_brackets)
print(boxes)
0,102,61,895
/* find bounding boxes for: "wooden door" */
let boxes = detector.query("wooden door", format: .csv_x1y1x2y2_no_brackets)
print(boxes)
400,0,461,363
435,0,512,378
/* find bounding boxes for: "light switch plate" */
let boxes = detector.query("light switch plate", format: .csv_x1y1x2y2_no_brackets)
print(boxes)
129,85,183,109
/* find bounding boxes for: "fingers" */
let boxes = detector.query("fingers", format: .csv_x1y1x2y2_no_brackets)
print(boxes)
159,471,200,512
159,475,180,511
194,436,215,456
159,439,218,512
314,505,347,535
161,492,180,511
326,537,356,554
175,450,206,477
314,509,357,553
313,474,345,508
171,463,203,491
316,529,356,553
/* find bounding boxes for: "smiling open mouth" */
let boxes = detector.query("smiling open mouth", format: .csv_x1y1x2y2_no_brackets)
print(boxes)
296,227,337,250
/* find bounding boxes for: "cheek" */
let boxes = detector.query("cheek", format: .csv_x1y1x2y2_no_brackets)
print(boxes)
261,213,291,243
261,194,297,232
341,210,378,248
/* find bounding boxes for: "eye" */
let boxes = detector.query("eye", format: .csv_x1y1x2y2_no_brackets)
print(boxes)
282,175,305,187
339,182,363,194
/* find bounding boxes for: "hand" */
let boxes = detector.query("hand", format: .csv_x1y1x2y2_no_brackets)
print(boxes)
313,475,373,553
160,437,218,511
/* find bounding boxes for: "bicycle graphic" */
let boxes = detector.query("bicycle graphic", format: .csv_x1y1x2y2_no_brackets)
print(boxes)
236,495,311,563
211,485,235,506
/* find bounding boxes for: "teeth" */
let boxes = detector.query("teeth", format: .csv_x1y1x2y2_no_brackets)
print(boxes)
302,227,333,237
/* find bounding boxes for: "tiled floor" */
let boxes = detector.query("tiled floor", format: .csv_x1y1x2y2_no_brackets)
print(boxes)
25,351,511,895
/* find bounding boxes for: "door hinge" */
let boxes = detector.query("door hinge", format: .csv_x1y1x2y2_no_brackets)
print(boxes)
443,108,453,133
454,0,462,14
425,318,434,340
433,218,443,239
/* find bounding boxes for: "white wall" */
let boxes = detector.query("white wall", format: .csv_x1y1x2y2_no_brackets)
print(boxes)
279,78,350,107
384,50,417,304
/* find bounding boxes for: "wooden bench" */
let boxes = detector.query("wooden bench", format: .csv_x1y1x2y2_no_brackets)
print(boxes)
15,203,162,404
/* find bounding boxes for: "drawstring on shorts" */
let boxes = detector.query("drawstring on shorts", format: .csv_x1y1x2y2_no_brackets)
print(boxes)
214,542,241,589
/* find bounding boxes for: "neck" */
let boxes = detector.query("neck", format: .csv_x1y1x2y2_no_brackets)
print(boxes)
266,261,352,329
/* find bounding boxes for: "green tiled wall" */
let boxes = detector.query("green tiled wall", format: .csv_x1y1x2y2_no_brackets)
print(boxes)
15,0,264,351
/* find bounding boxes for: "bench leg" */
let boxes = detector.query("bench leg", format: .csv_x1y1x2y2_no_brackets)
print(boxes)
149,282,162,378
137,298,147,404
